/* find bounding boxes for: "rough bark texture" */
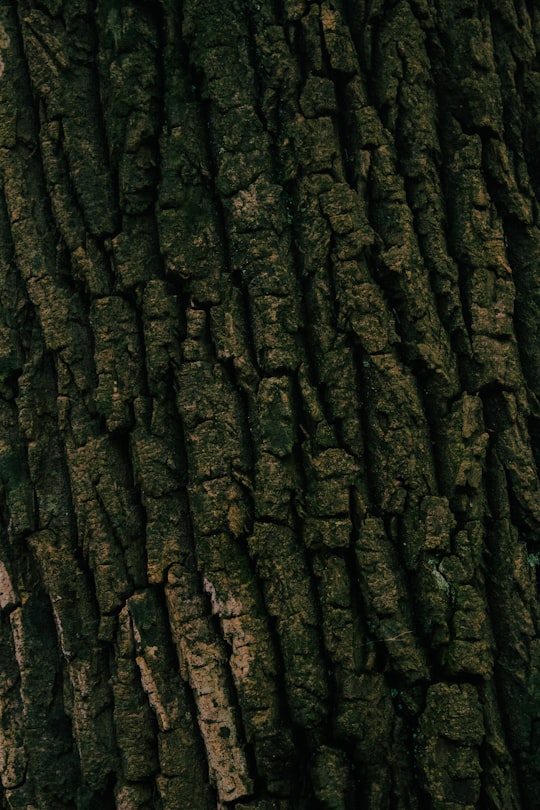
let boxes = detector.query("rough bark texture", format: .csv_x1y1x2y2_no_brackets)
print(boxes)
0,0,539,808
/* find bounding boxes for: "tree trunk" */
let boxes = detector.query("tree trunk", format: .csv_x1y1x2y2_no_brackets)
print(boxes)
0,0,539,807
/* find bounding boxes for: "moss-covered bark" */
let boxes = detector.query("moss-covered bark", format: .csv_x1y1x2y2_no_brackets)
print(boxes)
0,0,539,807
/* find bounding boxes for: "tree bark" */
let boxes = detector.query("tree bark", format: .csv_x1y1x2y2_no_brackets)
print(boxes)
0,0,539,807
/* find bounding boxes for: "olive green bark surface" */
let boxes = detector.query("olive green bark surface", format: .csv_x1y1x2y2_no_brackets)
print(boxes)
0,0,539,808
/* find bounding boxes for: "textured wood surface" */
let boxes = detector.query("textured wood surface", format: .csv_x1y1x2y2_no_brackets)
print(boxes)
0,0,539,807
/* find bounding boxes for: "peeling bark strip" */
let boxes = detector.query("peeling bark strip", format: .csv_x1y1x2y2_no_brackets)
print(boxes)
0,0,539,807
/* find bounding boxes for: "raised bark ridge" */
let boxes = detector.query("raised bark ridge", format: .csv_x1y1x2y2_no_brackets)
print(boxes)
0,0,539,808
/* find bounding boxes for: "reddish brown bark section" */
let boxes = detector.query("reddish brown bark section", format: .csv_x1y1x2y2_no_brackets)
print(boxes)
0,0,539,808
